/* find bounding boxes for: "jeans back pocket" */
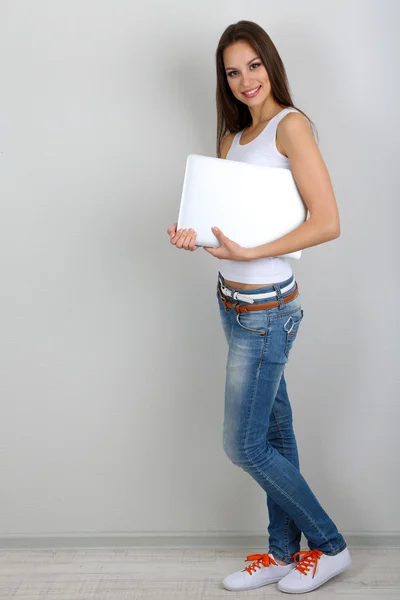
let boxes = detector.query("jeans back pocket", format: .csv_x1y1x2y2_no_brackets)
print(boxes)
284,309,304,357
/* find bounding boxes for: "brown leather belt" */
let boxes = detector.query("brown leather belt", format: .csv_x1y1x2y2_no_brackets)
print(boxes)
217,282,299,314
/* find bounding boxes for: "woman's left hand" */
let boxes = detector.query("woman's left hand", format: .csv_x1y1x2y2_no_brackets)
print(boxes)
203,227,250,261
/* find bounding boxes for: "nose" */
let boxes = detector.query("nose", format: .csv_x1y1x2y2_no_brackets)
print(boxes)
242,77,256,88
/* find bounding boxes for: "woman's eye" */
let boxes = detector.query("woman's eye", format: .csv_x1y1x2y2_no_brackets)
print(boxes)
227,63,261,77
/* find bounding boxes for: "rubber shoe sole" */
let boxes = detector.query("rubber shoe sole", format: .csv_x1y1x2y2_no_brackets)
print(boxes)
222,553,295,591
278,547,352,594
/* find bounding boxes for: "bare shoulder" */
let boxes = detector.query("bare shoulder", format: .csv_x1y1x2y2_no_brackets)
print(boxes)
277,111,312,141
277,111,314,156
220,132,236,159
274,110,340,238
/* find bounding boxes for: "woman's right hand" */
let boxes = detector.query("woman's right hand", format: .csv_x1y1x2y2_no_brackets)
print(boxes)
167,222,200,251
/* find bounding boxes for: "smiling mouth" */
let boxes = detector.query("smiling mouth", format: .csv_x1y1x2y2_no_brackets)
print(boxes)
242,85,261,97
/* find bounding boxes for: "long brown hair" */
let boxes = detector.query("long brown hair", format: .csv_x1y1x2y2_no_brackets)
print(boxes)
215,20,318,157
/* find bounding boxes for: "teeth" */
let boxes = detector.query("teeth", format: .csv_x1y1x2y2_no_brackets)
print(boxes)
244,86,260,95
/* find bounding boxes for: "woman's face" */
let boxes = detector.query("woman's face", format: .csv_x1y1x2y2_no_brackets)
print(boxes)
223,41,271,105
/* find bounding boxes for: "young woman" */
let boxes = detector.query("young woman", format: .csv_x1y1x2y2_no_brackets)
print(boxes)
167,20,351,595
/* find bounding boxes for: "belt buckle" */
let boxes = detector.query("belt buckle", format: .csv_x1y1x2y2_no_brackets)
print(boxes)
232,295,246,314
222,285,233,299
235,303,243,314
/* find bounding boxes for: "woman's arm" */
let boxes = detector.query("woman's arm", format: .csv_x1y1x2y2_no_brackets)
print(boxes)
246,113,341,261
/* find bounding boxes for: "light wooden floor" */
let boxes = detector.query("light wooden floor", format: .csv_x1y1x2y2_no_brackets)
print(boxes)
0,547,399,599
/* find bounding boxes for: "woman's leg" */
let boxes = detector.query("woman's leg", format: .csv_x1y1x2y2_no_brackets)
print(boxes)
266,371,302,563
217,277,347,560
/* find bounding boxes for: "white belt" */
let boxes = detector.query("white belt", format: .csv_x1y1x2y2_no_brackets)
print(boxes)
218,276,296,305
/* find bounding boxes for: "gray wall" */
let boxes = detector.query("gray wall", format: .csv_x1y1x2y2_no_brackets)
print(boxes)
0,0,398,546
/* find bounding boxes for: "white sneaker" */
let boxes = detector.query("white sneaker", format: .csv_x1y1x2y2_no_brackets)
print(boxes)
277,547,352,594
222,552,295,592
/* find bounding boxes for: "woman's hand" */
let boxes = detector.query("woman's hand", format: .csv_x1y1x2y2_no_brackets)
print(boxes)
167,223,200,251
203,227,250,261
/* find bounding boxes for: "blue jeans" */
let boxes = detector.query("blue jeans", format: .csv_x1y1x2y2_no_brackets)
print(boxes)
216,271,347,563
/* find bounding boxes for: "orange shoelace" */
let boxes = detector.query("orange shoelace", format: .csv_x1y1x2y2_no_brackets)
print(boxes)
292,549,323,578
244,553,278,575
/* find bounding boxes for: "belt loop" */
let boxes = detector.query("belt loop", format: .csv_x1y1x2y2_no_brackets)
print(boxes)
273,283,285,310
231,295,239,312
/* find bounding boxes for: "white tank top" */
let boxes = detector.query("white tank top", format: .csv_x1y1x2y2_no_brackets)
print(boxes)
218,107,301,284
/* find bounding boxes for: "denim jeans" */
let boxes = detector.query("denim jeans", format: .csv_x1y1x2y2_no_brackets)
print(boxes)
216,271,347,563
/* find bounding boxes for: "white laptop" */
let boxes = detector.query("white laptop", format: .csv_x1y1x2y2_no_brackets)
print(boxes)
177,154,308,259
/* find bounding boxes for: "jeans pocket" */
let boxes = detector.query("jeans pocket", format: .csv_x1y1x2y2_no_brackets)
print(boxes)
284,309,304,357
235,309,267,336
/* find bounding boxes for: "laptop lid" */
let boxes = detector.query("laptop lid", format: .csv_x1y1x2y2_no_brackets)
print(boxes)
177,154,308,260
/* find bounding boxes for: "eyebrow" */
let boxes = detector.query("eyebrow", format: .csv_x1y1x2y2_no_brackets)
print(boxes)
225,56,260,71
